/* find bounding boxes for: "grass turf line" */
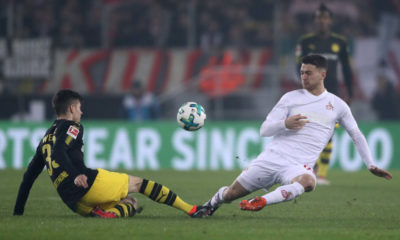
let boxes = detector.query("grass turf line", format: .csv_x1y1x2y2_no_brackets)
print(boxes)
0,169,399,240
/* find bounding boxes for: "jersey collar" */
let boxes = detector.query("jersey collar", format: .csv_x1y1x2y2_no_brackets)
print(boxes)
303,88,327,99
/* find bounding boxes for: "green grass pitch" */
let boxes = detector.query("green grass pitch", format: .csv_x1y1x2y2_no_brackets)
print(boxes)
0,169,399,240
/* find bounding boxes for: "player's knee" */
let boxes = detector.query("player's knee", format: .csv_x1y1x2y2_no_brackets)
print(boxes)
128,175,143,193
293,175,315,192
304,184,314,192
302,178,316,192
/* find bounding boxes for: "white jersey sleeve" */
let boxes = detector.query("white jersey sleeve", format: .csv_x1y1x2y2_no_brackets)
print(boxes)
337,99,375,168
260,94,288,137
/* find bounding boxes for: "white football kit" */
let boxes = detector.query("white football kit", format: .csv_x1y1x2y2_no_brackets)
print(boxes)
237,89,375,191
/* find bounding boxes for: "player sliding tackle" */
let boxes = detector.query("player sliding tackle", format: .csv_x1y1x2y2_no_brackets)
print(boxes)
13,89,207,219
199,54,392,216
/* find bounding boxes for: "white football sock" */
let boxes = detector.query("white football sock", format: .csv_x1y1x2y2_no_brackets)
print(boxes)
261,182,305,205
209,186,228,207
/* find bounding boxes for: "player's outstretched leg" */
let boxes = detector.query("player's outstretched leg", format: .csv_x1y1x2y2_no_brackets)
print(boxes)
202,181,250,216
138,178,203,217
91,196,139,218
240,181,307,211
202,186,229,216
239,174,315,211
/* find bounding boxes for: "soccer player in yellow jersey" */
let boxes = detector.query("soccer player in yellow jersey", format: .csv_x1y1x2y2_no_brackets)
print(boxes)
14,89,206,218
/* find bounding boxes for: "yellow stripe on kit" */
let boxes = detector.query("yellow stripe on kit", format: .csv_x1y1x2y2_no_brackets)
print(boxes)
144,181,156,197
65,136,73,145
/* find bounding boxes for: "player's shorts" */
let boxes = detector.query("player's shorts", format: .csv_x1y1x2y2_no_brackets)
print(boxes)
75,168,129,216
236,149,316,192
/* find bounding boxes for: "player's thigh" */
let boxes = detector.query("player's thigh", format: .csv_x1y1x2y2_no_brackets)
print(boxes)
280,163,316,189
236,160,280,192
76,169,129,215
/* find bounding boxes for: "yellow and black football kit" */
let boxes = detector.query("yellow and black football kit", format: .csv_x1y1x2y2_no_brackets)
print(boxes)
14,119,98,214
14,119,197,218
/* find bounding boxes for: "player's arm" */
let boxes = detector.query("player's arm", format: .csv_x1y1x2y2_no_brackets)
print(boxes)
13,150,45,215
339,40,354,100
66,125,89,188
338,100,392,180
260,95,303,136
52,123,86,187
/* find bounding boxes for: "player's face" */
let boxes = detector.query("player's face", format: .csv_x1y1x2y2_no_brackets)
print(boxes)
300,64,326,91
315,11,332,33
71,101,82,122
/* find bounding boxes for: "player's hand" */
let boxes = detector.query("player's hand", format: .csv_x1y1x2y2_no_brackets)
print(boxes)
285,114,309,130
369,166,392,180
74,174,88,188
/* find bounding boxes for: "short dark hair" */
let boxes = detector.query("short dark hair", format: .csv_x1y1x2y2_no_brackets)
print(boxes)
52,89,82,116
314,3,333,18
301,54,328,70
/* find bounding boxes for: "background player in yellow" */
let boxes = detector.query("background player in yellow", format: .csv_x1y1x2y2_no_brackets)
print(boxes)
296,4,354,185
14,89,206,218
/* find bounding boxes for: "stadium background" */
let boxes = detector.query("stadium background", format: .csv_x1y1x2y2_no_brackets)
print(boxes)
0,0,399,171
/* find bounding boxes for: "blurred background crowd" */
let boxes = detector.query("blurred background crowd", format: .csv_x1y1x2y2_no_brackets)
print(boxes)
0,0,399,121
2,0,394,48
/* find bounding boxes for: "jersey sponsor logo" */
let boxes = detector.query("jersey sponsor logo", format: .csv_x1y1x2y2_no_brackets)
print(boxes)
67,125,79,139
331,43,340,53
326,101,334,111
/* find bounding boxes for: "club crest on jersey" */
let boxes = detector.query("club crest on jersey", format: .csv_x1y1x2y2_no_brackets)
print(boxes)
281,190,290,200
326,102,334,111
67,126,79,139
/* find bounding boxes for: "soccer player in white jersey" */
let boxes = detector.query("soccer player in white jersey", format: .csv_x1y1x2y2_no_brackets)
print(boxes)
200,54,392,215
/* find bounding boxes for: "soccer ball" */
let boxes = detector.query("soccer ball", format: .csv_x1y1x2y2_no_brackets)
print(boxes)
177,102,206,131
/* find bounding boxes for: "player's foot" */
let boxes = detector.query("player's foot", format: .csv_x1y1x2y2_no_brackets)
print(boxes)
91,206,118,219
188,205,210,218
239,197,266,211
200,199,220,216
317,177,331,185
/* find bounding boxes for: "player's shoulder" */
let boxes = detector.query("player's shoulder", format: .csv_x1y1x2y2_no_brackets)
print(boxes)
57,119,83,129
330,32,348,42
55,120,84,137
298,33,316,42
280,89,305,101
327,92,349,109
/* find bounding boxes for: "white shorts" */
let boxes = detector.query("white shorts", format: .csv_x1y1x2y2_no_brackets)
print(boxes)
236,149,316,192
